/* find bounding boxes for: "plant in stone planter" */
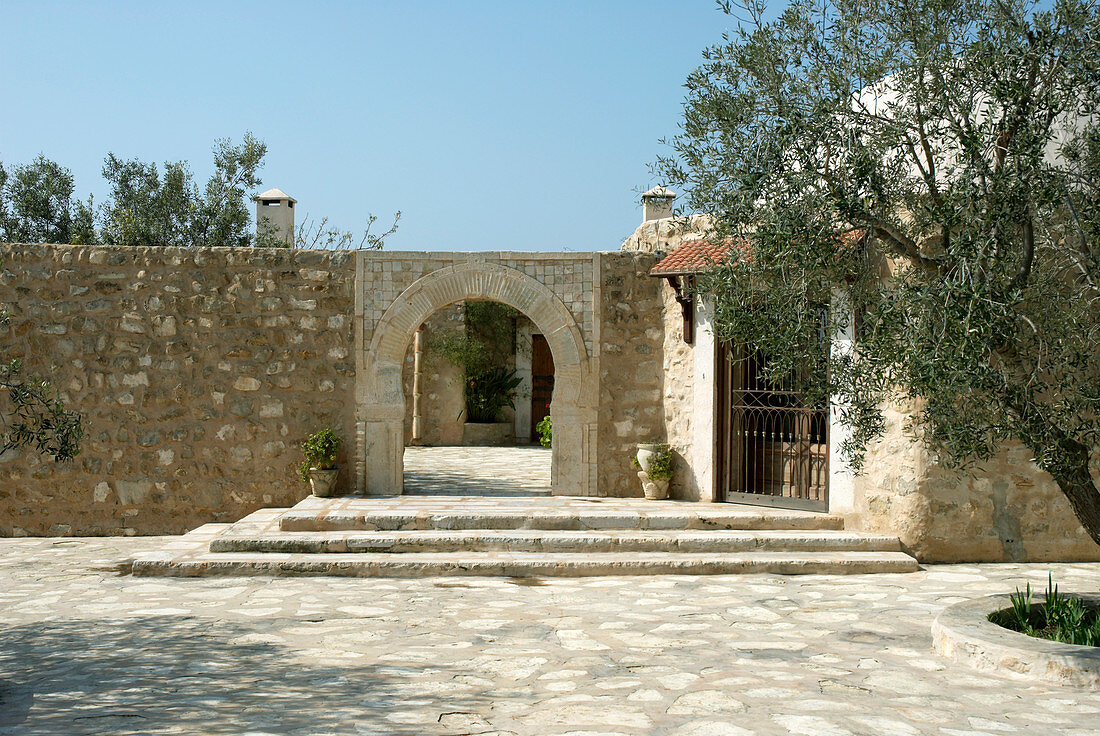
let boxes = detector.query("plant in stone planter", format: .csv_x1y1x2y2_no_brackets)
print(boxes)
297,428,341,497
989,575,1100,647
465,366,523,423
428,301,525,445
633,442,674,500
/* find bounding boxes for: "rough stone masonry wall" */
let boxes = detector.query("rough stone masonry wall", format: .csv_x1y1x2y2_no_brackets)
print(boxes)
658,279,699,500
596,252,666,497
618,222,699,500
0,243,357,536
851,399,1100,563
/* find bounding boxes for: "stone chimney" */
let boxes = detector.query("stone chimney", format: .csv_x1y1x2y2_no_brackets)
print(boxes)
641,185,676,222
254,188,296,246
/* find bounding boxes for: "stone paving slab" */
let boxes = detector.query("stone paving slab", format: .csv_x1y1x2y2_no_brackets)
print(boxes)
403,446,552,496
2,537,1100,735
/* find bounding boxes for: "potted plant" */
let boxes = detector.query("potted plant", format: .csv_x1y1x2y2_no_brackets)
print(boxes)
298,428,341,497
536,415,552,448
633,442,674,500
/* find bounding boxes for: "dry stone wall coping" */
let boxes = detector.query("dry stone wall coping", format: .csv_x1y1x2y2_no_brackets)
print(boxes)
932,593,1100,688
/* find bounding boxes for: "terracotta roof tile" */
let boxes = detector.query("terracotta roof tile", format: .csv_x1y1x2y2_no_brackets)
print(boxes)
649,229,867,276
649,239,737,276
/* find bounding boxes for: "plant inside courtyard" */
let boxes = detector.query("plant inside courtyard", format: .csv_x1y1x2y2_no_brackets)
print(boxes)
536,415,552,448
661,0,1100,544
431,301,525,423
465,366,523,423
990,575,1100,646
298,428,341,481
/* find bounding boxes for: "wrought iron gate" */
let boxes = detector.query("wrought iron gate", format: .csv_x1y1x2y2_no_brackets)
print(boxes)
715,344,829,511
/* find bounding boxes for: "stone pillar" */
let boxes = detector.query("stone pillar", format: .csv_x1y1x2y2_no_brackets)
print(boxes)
691,299,717,501
828,292,857,514
362,359,405,495
550,402,597,497
514,322,534,442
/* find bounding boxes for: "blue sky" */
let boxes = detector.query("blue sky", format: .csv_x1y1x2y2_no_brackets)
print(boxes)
0,1,736,252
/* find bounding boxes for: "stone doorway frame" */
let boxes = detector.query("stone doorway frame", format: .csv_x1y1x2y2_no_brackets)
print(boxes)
356,260,597,496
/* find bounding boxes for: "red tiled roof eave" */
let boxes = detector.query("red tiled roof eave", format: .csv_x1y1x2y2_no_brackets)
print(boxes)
648,229,868,277
649,239,740,276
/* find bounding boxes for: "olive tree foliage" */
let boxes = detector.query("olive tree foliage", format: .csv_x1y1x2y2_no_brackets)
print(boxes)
101,134,267,248
0,353,84,462
659,0,1100,542
0,157,96,244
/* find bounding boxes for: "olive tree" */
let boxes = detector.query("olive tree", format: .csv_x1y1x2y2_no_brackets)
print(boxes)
101,134,267,248
0,157,96,244
660,0,1100,542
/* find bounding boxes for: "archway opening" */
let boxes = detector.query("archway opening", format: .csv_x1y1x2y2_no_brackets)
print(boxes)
399,299,555,496
359,260,594,497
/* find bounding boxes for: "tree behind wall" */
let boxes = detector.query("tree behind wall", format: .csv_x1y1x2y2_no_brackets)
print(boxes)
0,157,95,244
660,0,1100,543
101,134,266,248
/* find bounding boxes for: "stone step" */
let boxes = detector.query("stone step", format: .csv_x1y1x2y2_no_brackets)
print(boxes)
210,528,901,555
134,548,919,578
278,499,845,533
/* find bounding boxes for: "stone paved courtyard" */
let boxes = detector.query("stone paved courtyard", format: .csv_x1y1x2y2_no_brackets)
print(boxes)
2,538,1100,735
403,446,552,496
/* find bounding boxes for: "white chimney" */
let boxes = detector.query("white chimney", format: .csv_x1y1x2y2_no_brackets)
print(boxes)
254,188,296,246
641,185,676,223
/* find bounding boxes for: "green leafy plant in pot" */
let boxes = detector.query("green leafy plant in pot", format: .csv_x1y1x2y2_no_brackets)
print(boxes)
298,428,341,497
633,442,673,500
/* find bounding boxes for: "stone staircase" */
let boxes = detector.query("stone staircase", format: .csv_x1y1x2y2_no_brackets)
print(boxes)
132,496,918,578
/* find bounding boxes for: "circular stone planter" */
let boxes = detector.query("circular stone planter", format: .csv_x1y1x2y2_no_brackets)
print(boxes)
932,594,1100,688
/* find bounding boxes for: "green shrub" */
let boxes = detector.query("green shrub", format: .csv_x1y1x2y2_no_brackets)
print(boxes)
536,416,552,448
297,428,341,482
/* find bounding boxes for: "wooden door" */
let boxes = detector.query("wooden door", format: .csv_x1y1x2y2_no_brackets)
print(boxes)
530,334,555,441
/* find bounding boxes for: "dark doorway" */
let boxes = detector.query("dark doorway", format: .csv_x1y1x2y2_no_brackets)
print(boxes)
715,344,829,511
530,334,555,441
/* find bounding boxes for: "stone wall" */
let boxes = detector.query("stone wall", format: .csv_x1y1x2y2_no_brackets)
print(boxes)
595,252,665,497
0,243,357,536
658,280,700,499
618,221,702,500
850,399,1100,562
620,214,713,254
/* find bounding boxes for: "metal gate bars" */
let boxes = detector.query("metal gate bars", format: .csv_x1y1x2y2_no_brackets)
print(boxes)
715,344,829,511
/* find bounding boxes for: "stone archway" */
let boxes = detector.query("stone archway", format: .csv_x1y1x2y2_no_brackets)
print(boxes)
356,261,597,496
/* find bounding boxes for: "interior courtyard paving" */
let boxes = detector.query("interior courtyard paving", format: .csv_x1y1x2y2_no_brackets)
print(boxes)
1,537,1099,736
403,446,552,496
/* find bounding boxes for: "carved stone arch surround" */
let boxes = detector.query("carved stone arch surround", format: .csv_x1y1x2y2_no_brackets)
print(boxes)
356,260,597,496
